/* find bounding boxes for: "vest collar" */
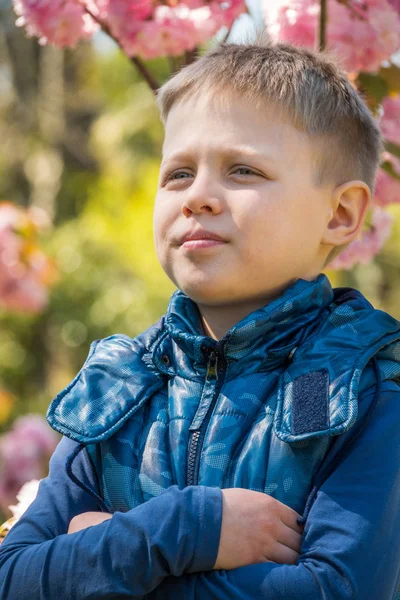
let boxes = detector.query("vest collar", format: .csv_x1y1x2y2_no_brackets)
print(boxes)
46,279,400,446
163,274,334,369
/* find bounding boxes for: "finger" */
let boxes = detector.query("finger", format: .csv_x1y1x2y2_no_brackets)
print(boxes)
276,523,303,554
268,543,300,566
279,507,304,535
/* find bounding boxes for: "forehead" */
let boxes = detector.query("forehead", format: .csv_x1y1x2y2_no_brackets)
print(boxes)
161,91,312,165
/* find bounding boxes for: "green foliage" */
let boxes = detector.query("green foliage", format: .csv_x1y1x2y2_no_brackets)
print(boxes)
357,62,400,109
0,39,174,430
381,159,400,182
385,141,400,160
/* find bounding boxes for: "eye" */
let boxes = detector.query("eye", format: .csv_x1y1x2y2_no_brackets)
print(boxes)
233,167,258,176
166,170,192,181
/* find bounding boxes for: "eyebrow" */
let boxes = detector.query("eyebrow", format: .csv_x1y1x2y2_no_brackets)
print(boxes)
161,145,277,165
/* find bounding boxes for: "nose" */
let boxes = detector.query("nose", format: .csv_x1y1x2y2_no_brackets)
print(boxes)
182,172,224,217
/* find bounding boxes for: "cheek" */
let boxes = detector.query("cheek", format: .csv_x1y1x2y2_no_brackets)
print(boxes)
153,209,167,265
153,198,169,243
153,202,177,273
239,201,285,243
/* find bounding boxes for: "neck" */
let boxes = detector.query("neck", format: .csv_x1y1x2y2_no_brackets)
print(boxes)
197,282,297,340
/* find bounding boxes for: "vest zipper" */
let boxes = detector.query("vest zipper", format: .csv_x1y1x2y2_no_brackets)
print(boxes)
186,347,226,486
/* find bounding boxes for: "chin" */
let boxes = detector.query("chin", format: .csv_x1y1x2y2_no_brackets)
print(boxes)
179,282,237,306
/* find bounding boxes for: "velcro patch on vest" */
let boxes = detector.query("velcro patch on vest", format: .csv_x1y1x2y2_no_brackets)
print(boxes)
292,369,330,435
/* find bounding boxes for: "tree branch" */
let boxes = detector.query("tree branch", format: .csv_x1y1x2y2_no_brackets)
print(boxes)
83,7,160,94
318,0,327,51
222,26,232,44
129,56,160,93
335,0,367,20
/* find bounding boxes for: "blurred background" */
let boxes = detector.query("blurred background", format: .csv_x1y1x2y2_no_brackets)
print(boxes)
0,0,399,523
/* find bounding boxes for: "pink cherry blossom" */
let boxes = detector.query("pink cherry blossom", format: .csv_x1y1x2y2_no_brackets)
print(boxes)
8,480,41,523
119,6,202,59
380,94,400,144
108,0,246,59
0,202,57,314
374,153,400,206
0,479,40,543
264,0,400,73
388,0,400,12
373,95,400,207
106,0,153,30
0,415,59,515
328,207,394,270
13,0,247,59
13,0,99,48
86,0,109,20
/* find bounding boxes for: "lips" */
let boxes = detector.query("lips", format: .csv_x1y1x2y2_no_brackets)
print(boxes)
178,229,227,245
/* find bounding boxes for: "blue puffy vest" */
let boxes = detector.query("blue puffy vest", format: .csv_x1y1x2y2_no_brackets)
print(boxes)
46,274,400,518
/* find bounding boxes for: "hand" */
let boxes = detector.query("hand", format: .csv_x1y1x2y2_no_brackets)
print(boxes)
67,511,113,534
213,488,304,570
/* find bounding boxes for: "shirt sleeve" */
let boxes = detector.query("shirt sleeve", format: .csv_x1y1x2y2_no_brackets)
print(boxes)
0,435,222,600
146,378,400,600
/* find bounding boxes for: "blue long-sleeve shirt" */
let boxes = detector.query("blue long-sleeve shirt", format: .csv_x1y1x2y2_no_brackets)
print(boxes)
147,379,400,600
1,379,400,599
0,435,222,599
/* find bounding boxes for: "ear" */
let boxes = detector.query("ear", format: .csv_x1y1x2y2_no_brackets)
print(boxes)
322,180,371,247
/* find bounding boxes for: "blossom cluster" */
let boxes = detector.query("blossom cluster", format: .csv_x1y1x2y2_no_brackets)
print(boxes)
0,202,58,313
0,479,40,543
264,0,400,73
329,207,394,269
13,0,99,47
375,153,400,207
13,0,247,59
0,414,59,516
328,93,400,269
374,95,400,208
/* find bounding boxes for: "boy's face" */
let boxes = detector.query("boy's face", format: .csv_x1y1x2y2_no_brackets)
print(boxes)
154,91,334,308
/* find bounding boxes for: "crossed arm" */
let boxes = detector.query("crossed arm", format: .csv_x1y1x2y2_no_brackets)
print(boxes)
2,381,400,599
147,379,400,600
69,380,400,600
67,486,304,568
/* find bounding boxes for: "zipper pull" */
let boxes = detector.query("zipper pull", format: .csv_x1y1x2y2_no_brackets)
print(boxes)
206,351,218,380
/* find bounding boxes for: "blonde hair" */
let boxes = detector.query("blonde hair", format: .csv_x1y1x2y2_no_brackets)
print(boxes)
156,31,384,265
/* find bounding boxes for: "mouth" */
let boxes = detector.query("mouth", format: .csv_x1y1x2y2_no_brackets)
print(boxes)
181,238,226,250
178,229,227,246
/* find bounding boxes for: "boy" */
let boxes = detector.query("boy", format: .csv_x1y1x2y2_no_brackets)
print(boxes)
1,38,400,599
